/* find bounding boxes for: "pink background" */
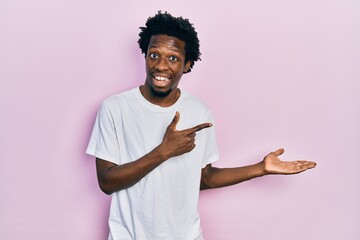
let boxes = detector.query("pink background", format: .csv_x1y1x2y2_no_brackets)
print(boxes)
1,0,359,239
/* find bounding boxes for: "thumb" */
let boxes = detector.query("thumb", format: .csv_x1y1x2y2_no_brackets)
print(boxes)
273,148,285,156
169,111,180,130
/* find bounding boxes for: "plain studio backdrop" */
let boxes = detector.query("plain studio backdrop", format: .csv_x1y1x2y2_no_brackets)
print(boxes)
1,0,359,239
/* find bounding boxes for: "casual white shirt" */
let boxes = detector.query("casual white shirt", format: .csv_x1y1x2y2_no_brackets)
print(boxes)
86,87,219,240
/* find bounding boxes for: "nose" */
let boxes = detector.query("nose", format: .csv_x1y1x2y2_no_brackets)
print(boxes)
154,57,169,71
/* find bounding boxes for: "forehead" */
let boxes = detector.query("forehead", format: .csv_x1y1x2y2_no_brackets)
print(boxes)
148,34,186,54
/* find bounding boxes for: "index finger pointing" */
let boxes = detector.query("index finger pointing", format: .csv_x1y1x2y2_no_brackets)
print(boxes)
185,123,213,134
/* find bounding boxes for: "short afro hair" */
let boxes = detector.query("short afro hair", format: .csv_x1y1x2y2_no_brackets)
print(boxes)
138,11,201,73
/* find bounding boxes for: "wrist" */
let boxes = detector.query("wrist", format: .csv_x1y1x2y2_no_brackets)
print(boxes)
152,144,170,162
254,161,267,177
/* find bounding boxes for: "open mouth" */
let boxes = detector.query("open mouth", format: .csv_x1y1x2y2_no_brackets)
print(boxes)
152,75,170,87
154,75,170,82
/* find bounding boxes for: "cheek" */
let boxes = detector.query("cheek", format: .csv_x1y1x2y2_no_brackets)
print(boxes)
173,64,185,75
145,63,153,73
173,72,184,84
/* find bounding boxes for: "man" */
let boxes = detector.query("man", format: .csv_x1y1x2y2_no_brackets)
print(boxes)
86,11,316,240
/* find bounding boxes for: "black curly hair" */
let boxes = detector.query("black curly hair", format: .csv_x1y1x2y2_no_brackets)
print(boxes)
138,11,201,73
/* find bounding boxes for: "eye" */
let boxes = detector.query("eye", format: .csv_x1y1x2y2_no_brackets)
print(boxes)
149,53,158,58
169,56,178,61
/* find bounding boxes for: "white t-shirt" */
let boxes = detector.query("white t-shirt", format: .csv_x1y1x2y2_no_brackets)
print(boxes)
86,87,219,240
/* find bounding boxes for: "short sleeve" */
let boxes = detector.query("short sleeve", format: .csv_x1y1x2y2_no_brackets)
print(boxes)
201,108,219,168
86,101,120,164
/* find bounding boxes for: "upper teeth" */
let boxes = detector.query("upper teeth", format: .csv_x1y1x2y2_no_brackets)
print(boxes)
155,76,169,81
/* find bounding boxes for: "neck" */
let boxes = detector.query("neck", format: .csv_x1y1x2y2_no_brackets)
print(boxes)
139,85,181,107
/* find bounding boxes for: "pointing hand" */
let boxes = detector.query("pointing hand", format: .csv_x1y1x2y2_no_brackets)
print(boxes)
159,111,212,159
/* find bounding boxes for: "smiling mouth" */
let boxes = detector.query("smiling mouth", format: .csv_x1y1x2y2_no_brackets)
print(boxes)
154,75,170,82
152,75,171,87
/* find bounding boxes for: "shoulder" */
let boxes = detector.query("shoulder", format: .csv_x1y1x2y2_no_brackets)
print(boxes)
181,90,210,111
102,87,138,109
180,90,214,121
95,88,139,120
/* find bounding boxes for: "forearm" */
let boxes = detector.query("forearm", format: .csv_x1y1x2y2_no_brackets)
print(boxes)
97,145,168,194
201,162,267,190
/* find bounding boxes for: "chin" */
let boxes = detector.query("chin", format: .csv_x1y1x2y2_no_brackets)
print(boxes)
150,86,172,97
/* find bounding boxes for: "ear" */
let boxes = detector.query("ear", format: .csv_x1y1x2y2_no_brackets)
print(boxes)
183,61,192,73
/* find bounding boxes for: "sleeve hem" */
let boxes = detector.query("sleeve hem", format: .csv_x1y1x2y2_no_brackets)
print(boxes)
86,148,120,165
201,154,219,168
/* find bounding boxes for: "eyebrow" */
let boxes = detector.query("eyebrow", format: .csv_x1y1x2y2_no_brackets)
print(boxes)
148,42,184,53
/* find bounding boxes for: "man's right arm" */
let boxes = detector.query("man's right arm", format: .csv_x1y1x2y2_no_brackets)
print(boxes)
96,146,167,194
96,111,212,195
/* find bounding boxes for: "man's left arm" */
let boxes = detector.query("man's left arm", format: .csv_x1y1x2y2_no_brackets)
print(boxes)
200,148,316,190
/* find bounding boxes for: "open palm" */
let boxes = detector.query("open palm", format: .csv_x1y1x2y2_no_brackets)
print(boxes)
264,148,316,175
